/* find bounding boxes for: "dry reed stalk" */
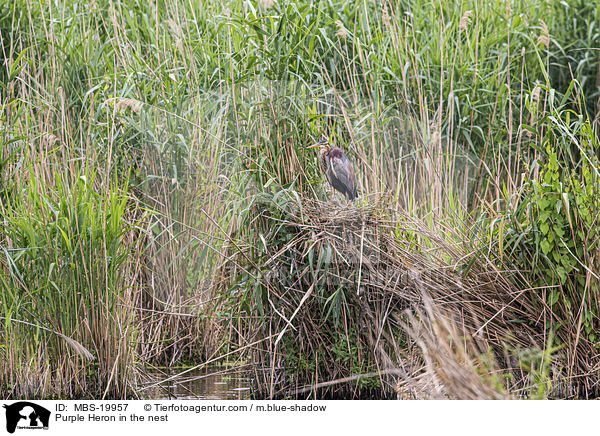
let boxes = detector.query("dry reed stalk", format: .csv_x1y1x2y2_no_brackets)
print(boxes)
220,194,555,398
396,291,510,399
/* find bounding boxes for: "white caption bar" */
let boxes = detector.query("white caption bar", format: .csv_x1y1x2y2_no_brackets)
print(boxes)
1,400,598,436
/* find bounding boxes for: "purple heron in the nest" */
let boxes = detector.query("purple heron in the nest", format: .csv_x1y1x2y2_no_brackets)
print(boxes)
307,139,358,201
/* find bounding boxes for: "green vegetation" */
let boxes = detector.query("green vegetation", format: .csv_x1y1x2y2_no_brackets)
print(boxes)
0,0,598,399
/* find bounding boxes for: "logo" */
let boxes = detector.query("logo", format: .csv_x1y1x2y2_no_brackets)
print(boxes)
3,402,50,434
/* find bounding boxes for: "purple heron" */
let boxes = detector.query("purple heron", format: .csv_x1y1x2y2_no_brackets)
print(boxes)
307,139,358,201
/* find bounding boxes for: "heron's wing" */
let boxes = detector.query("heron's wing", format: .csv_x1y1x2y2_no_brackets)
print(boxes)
328,151,358,200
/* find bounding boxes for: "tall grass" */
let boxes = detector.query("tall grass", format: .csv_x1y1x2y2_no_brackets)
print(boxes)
0,0,599,398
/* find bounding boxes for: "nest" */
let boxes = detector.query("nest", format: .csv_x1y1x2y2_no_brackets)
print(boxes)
221,193,591,398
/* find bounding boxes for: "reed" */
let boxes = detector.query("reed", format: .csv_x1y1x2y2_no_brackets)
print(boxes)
1,0,598,398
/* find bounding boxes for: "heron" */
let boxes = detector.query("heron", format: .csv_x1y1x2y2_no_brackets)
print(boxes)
307,139,358,201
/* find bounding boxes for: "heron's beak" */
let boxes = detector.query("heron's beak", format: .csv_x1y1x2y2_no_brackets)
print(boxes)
307,140,328,149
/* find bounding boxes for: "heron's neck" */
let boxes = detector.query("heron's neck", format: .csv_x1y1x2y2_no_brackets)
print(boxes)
319,149,329,172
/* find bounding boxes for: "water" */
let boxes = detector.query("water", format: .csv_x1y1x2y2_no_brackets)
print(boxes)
141,365,252,400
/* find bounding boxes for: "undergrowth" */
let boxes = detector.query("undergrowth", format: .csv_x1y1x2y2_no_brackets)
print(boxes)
1,0,599,398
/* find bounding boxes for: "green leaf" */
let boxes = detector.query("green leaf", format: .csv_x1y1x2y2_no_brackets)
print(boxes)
554,226,565,238
538,198,550,210
556,266,567,284
540,239,552,255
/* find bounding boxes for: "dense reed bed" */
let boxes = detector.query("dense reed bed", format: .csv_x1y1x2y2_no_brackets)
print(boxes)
1,0,599,398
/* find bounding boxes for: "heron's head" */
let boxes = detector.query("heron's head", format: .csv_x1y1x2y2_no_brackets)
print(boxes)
307,139,331,153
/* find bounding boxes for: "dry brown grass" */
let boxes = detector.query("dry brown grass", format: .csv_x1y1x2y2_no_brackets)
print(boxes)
397,292,511,400
219,196,594,399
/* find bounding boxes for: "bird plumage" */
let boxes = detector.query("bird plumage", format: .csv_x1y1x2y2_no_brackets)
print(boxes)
309,140,358,201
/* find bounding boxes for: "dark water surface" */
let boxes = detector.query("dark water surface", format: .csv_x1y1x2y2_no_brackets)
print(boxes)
141,365,252,400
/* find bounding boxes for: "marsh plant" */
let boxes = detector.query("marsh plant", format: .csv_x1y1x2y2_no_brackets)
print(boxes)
0,0,599,398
